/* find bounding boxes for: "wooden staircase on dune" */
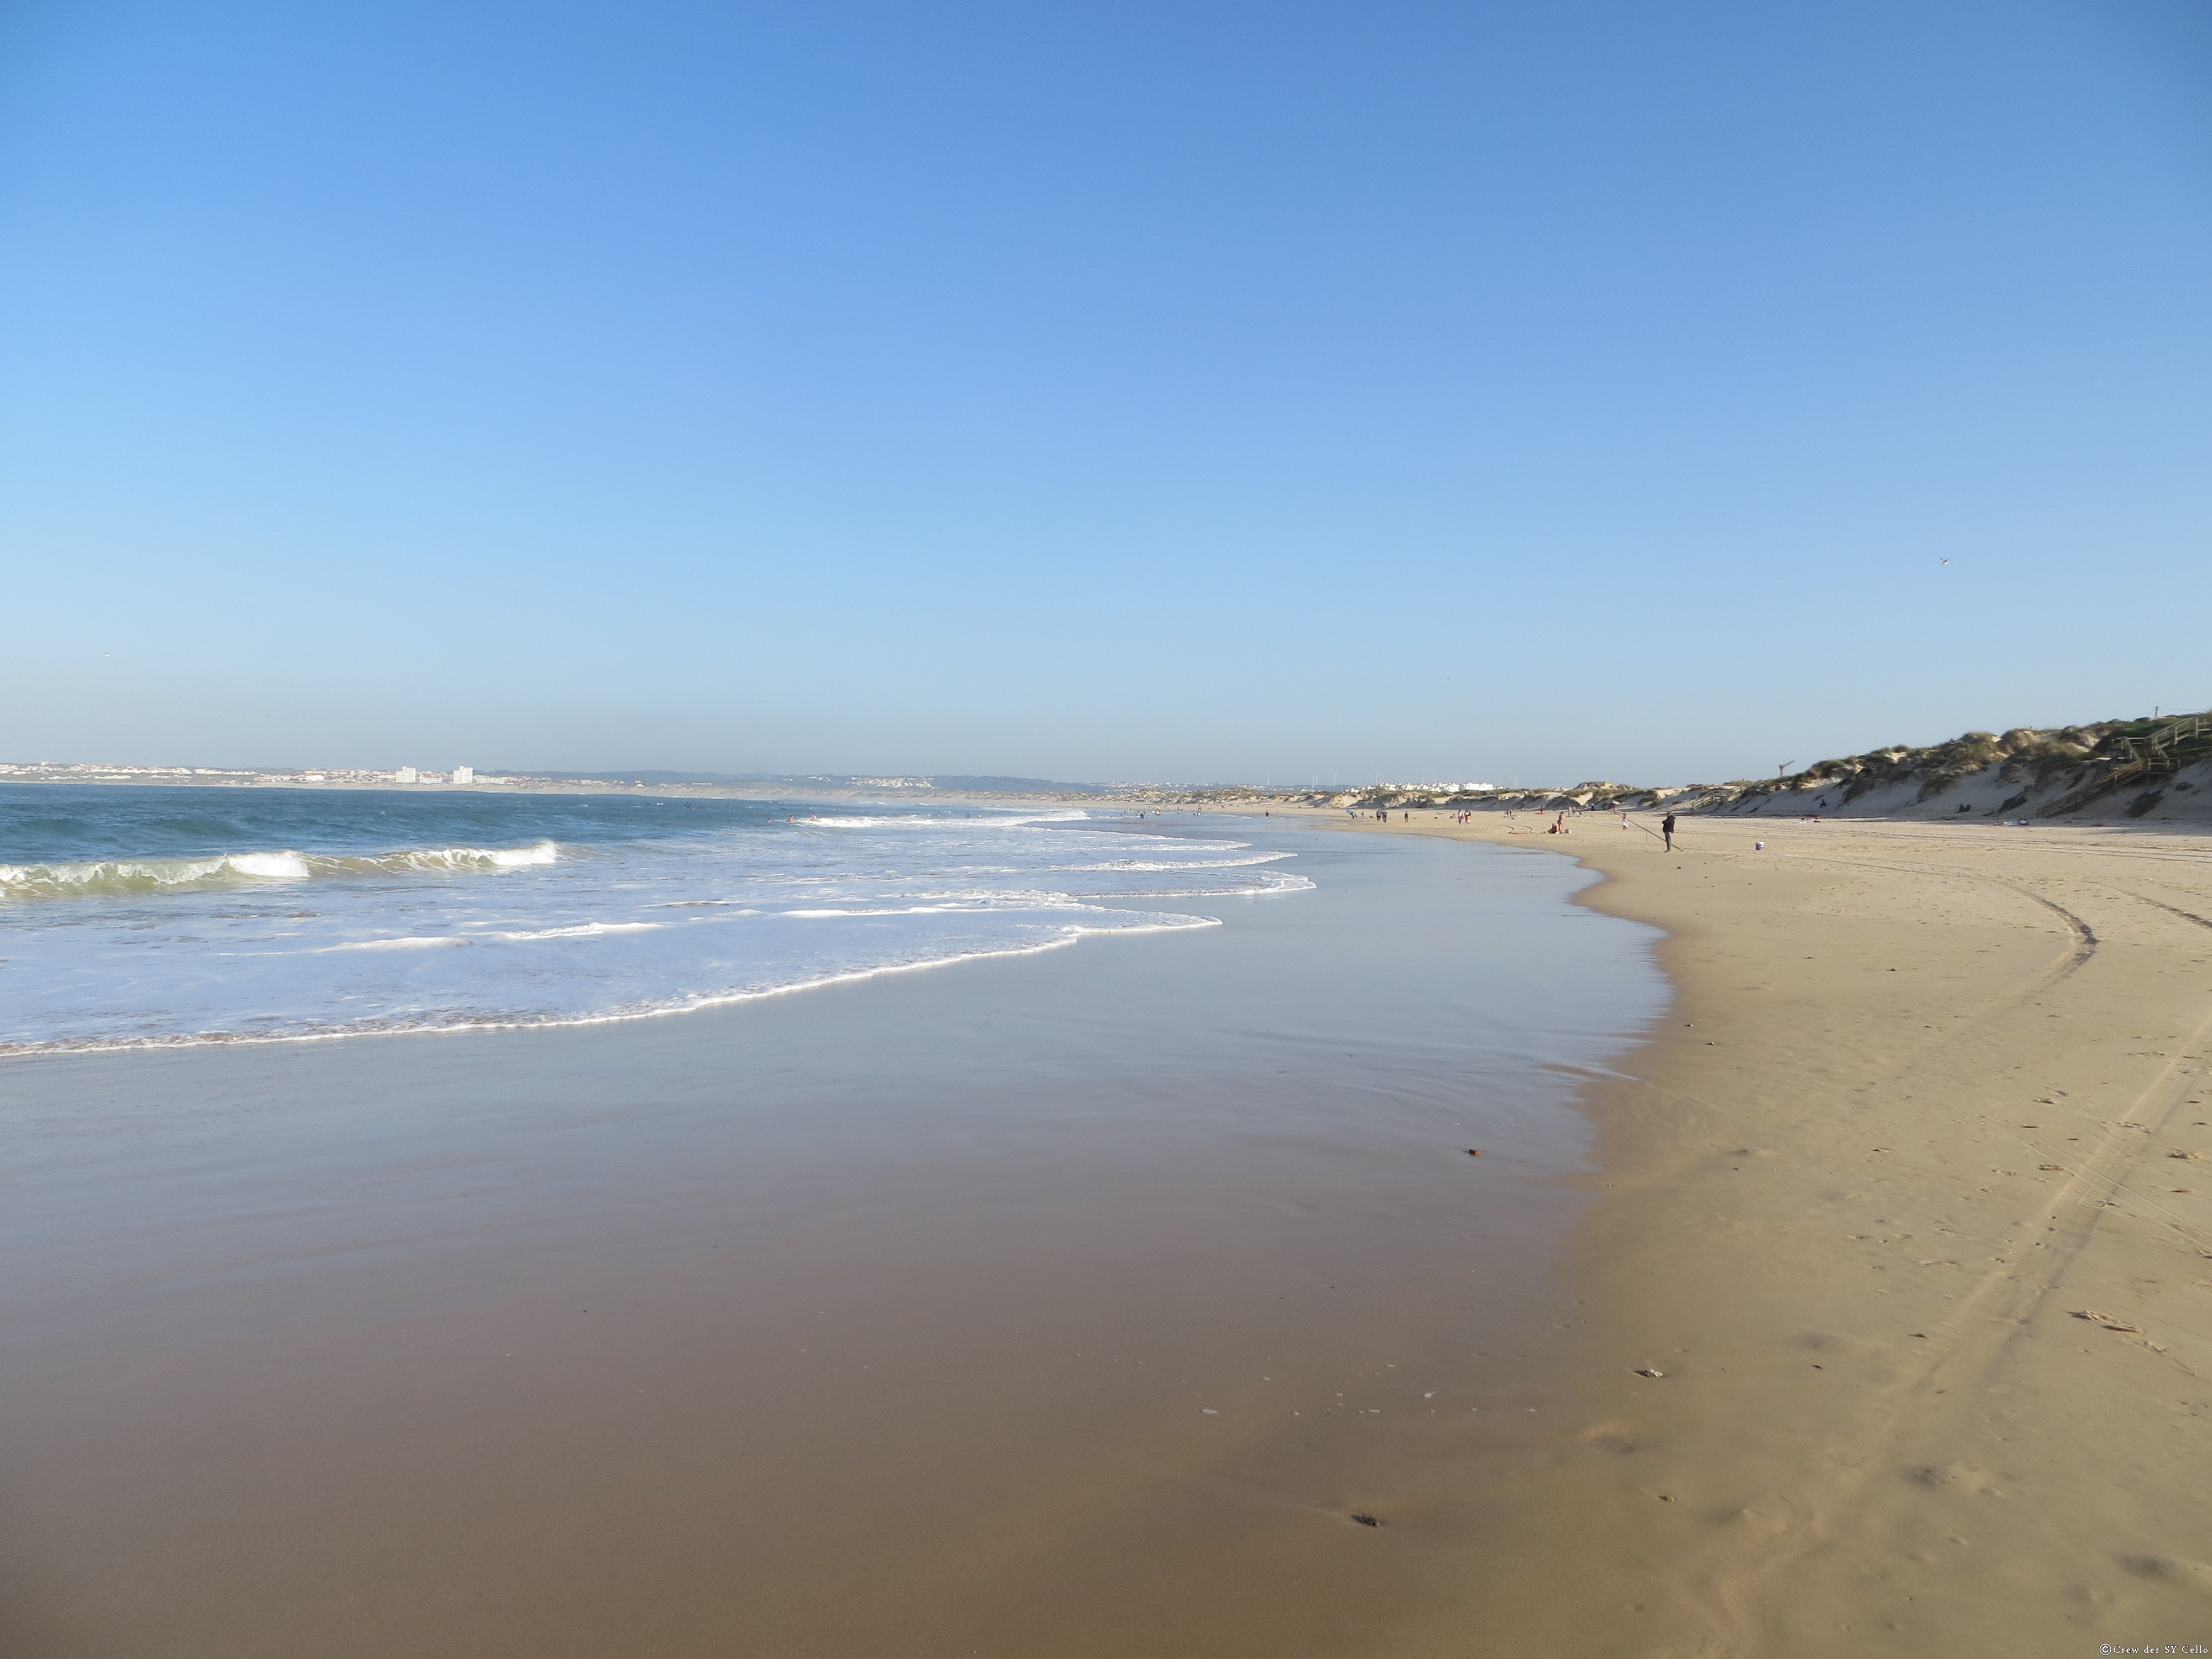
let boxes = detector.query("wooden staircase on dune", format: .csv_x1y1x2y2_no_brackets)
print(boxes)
2039,712,2209,816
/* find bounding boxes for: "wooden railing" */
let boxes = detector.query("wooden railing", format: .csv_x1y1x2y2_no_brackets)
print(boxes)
2037,712,2209,815
2107,714,2207,785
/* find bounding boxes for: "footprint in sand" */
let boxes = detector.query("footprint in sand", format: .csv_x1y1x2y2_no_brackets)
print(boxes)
1906,1463,1997,1494
2116,1556,2212,1598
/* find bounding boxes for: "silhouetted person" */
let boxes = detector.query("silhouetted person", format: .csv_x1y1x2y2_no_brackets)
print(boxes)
1662,812,1677,851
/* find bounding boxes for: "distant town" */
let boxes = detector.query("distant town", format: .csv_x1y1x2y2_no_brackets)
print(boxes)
0,759,1502,807
0,760,500,788
0,760,1093,796
0,761,989,792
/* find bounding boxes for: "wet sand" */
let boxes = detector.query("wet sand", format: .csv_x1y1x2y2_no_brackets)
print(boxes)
0,825,1664,1658
1314,808,2212,1656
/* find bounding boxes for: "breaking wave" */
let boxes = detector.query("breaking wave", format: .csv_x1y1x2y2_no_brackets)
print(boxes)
0,840,561,899
0,786,1318,1054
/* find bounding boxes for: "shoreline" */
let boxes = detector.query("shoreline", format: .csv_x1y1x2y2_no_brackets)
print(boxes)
1,823,1663,1658
0,920,1183,1060
0,793,1243,1058
1297,806,2212,1654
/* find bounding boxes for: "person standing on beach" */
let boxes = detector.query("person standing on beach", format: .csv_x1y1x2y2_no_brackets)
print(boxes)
1662,812,1677,851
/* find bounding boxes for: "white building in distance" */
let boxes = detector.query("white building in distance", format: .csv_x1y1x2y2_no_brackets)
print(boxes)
395,766,418,784
453,765,474,786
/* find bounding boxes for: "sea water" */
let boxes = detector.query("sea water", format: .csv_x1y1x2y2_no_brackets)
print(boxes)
0,786,1311,1052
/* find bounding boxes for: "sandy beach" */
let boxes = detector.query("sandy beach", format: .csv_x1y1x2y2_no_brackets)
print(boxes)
1303,807,2212,1655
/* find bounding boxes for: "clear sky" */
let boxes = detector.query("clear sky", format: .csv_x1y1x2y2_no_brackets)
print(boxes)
3,1,2208,785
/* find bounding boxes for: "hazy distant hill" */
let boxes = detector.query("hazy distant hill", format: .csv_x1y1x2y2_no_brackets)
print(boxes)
1704,713,2211,822
922,775,1107,794
1288,711,2211,825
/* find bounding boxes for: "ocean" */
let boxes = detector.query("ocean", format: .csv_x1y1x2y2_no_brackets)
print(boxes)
0,785,1312,1053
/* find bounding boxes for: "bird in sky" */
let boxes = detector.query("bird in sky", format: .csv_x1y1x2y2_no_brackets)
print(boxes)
1939,558,1950,565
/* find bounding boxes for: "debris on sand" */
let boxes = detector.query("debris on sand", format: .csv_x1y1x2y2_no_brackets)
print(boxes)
2072,1310,2142,1332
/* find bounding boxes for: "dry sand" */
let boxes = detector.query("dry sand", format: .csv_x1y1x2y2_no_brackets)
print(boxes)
1305,806,2212,1655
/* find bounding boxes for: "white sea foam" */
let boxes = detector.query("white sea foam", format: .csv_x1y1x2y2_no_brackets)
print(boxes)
314,935,470,953
1051,854,1295,872
487,921,664,941
1,856,229,897
488,842,561,867
1091,872,1317,898
0,840,561,899
382,840,561,872
1,799,1310,1054
226,852,314,880
315,919,664,952
810,810,1091,829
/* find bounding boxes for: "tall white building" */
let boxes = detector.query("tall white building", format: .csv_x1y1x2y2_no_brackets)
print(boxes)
395,766,418,784
453,765,474,786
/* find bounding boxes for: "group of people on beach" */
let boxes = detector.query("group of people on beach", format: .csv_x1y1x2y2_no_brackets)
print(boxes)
1357,808,1486,824
1339,802,1680,853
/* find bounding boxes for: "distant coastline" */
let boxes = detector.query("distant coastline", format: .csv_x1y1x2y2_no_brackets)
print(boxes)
8,706,2208,820
0,763,1097,804
0,763,1265,808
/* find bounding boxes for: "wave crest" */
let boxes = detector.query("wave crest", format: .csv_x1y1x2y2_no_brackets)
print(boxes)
0,840,561,900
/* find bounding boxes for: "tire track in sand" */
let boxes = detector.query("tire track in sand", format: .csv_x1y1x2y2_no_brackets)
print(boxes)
1703,868,2211,1652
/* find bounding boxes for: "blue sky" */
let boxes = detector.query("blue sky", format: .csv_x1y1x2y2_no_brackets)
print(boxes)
3,1,2206,784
